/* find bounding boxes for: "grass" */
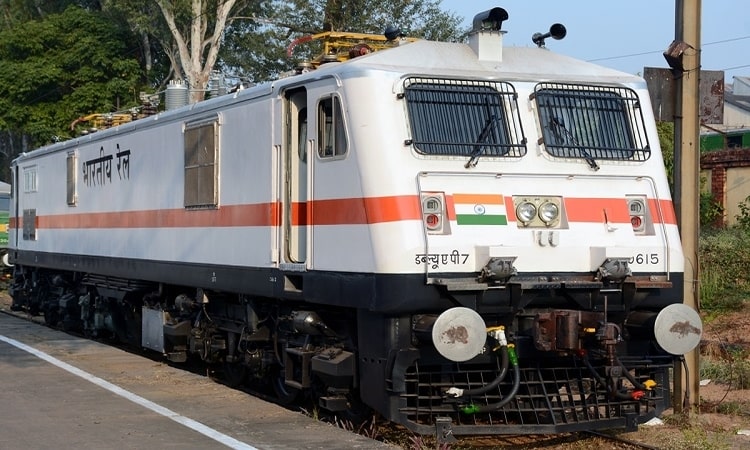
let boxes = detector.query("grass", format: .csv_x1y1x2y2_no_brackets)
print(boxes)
699,226,750,424
715,401,750,416
678,427,733,450
701,354,750,391
700,227,750,311
636,412,736,450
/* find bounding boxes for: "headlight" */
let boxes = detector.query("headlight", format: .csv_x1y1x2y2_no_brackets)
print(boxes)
538,201,560,224
512,196,565,229
516,201,537,223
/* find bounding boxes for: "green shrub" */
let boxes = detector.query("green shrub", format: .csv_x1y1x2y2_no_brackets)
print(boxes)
700,190,724,228
700,353,750,390
699,228,750,311
737,195,750,229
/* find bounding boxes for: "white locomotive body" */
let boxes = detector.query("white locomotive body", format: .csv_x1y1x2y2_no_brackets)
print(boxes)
8,8,701,438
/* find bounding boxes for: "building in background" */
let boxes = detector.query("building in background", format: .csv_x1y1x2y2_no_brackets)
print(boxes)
701,76,750,227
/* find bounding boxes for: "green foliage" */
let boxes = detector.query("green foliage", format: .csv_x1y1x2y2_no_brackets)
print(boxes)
98,0,172,83
219,0,464,82
714,400,748,415
700,188,724,228
676,427,731,450
0,0,87,30
735,195,750,229
658,121,726,229
703,199,750,310
701,352,750,390
279,0,464,39
699,228,750,311
216,2,287,82
657,121,675,191
0,6,143,147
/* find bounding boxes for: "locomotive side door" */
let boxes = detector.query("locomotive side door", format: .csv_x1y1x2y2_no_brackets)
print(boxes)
281,88,310,267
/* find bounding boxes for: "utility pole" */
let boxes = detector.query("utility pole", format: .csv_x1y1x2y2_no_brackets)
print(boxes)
670,0,701,413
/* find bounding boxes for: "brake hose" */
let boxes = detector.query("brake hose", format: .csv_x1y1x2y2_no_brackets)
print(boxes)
582,353,642,401
460,344,520,414
445,326,509,399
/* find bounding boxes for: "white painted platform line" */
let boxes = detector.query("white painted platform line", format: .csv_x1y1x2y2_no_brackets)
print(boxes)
0,334,258,450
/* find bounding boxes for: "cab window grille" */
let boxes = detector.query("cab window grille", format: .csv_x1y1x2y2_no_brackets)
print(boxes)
403,77,526,158
532,83,650,162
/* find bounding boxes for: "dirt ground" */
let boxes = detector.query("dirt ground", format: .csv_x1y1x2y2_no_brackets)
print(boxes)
2,288,750,449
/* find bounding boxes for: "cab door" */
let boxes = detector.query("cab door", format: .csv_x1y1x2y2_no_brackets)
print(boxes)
281,88,310,268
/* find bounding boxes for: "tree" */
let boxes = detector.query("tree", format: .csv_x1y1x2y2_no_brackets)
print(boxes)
219,0,464,82
0,6,142,149
0,0,112,31
656,121,674,191
153,0,253,103
94,0,463,98
98,0,170,86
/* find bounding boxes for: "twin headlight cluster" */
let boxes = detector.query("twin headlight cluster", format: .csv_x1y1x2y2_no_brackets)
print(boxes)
513,196,562,227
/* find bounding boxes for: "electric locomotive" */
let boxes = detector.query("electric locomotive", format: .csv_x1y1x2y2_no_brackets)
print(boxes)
7,7,702,439
0,181,10,267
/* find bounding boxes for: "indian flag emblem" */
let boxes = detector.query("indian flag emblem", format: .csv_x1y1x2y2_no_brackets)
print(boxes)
454,193,507,225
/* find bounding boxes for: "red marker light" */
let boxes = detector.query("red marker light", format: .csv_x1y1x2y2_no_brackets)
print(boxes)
425,213,440,230
631,216,643,229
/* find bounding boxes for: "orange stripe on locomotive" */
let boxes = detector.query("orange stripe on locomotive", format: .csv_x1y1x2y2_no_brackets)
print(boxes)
10,195,676,228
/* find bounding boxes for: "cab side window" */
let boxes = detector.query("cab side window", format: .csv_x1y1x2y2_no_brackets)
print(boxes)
318,96,347,158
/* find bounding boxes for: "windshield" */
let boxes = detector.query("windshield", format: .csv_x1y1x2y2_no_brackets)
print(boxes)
534,83,650,162
403,77,526,159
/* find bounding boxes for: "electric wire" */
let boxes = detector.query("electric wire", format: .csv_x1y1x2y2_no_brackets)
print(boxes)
588,35,750,63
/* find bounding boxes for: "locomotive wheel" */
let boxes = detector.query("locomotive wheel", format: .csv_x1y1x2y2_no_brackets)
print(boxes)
222,361,248,388
271,366,300,405
309,379,371,423
42,303,59,327
9,298,22,312
339,392,372,424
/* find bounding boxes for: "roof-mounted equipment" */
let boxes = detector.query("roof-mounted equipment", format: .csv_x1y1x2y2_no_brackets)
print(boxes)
532,23,567,48
468,7,509,63
285,30,416,75
472,7,509,32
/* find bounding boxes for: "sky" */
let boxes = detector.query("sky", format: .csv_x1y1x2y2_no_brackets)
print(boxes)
439,1,749,83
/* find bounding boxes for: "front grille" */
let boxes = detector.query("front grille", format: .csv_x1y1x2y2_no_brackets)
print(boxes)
398,356,671,435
